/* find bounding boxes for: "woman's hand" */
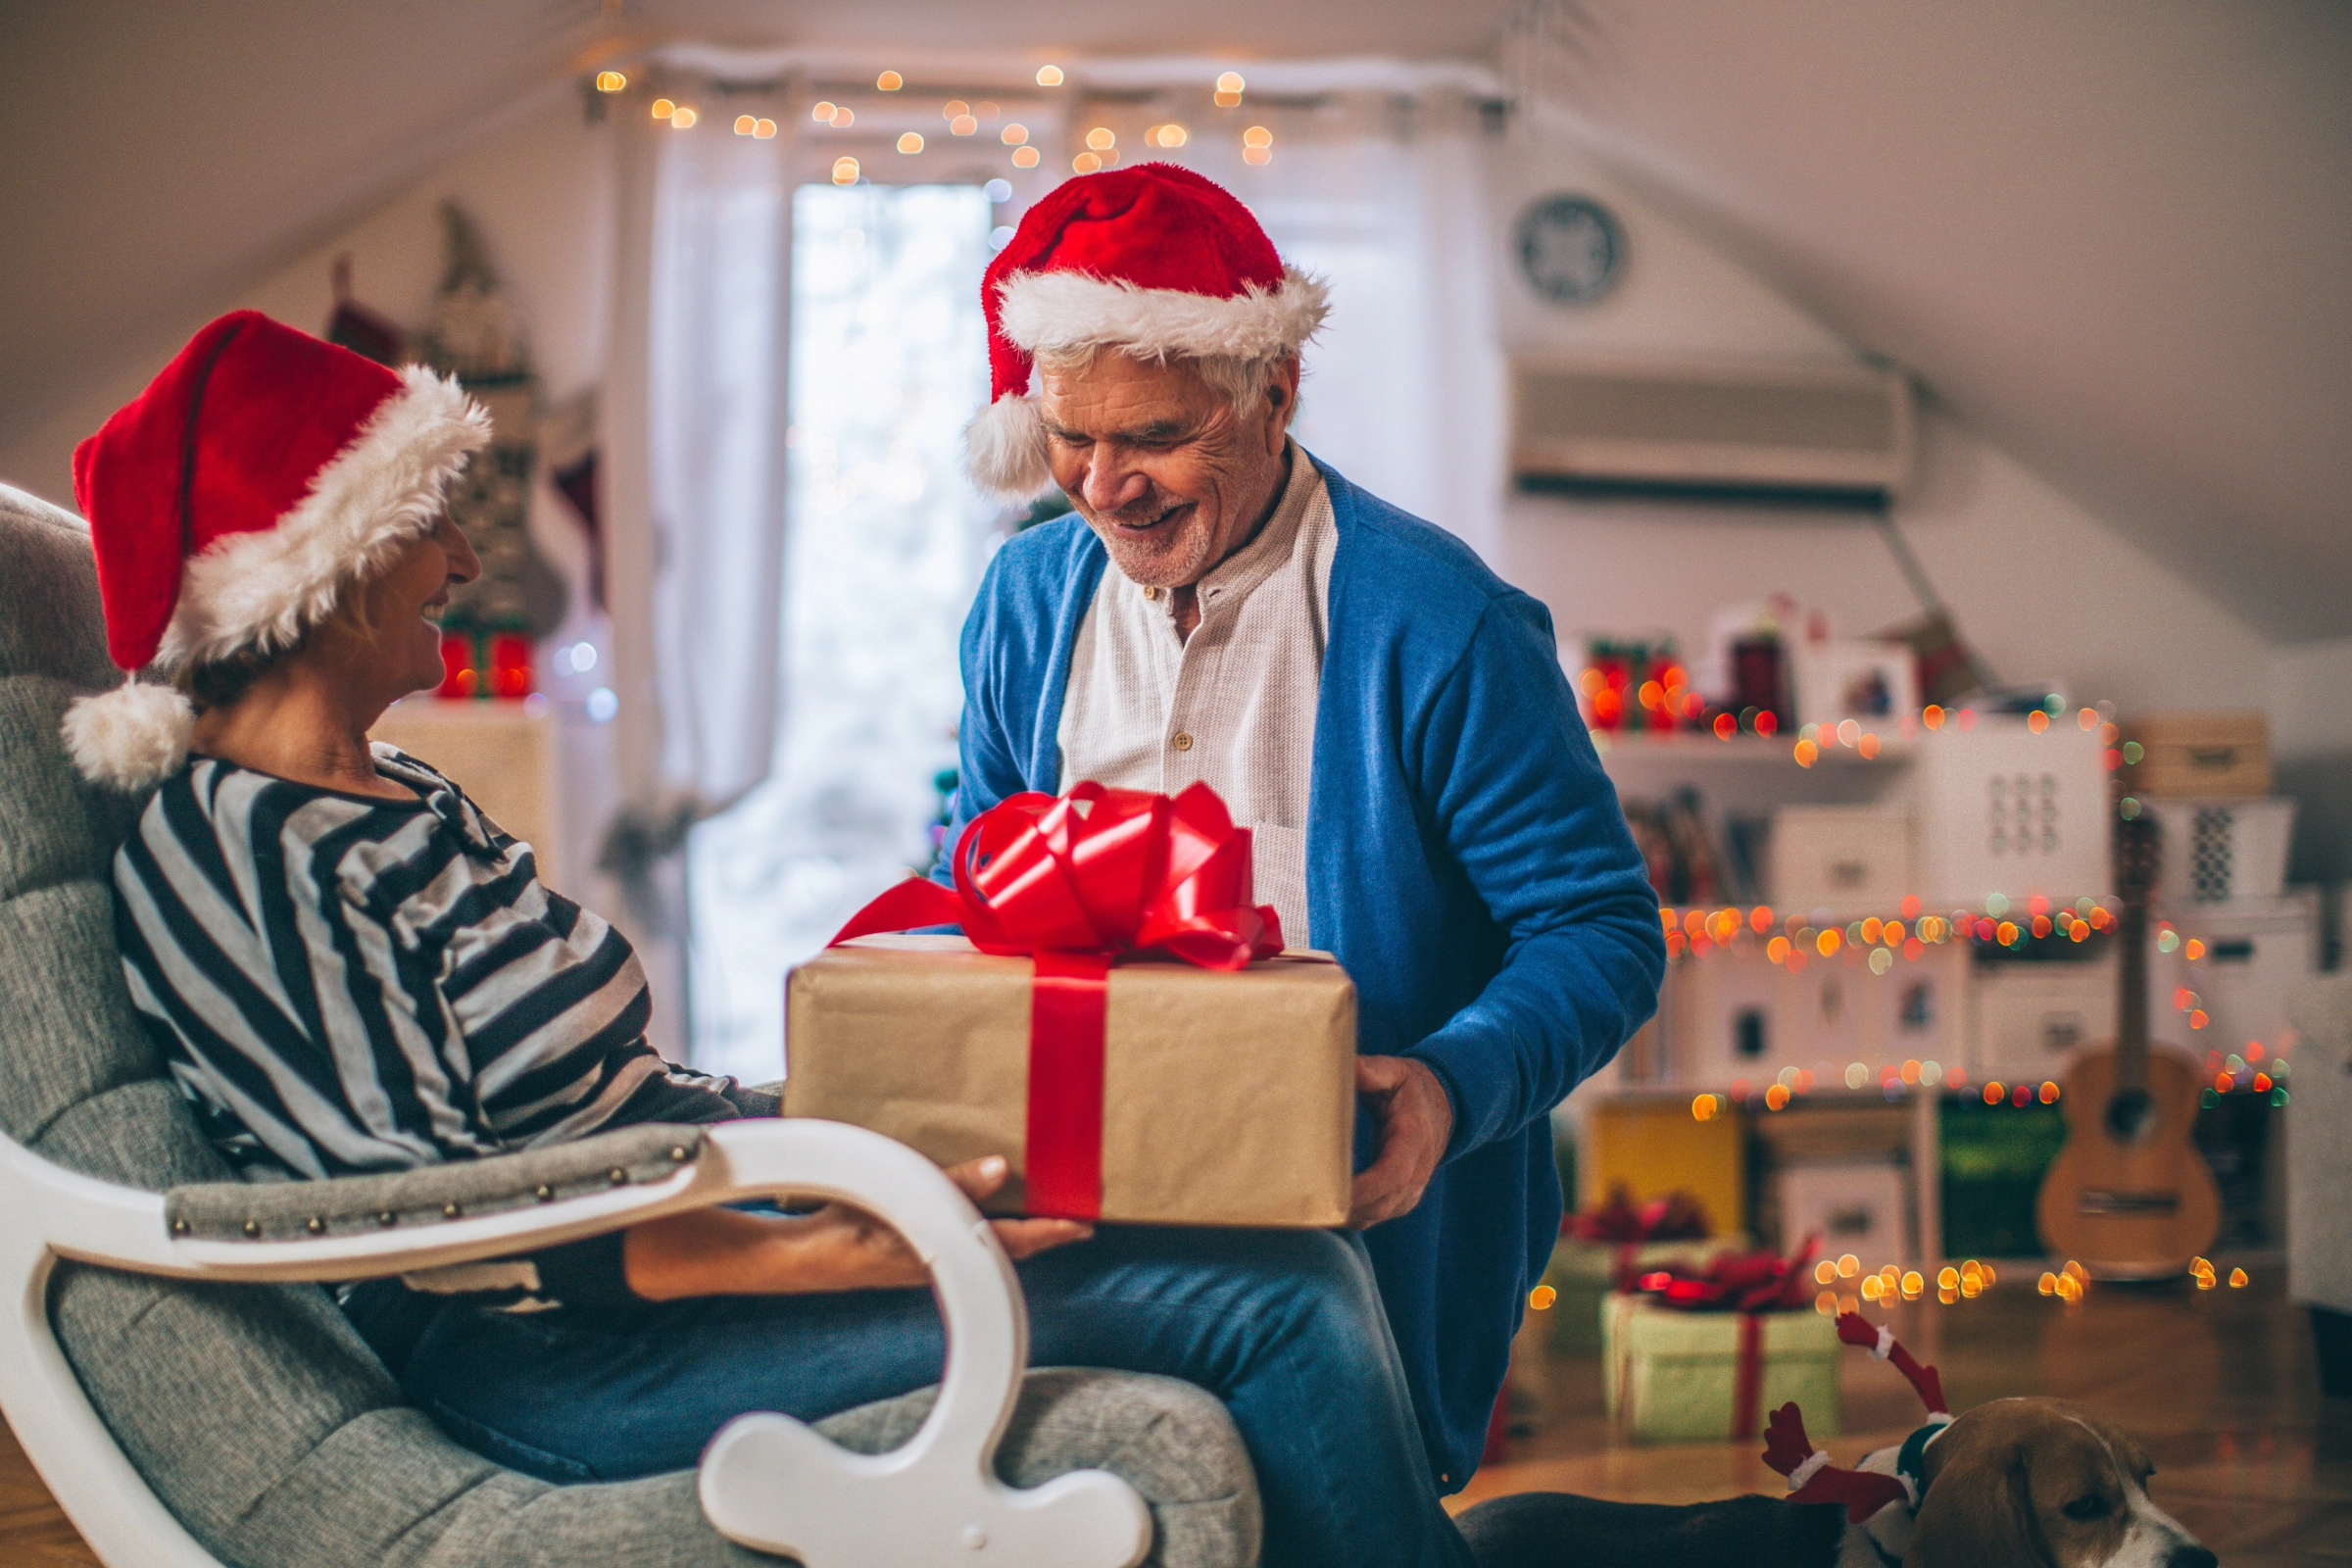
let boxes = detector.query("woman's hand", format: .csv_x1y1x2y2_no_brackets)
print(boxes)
620,1154,1092,1302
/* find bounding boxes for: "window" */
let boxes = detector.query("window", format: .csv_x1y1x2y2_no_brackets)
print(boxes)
686,183,994,1079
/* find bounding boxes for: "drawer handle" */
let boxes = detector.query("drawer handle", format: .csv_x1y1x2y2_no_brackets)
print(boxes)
2187,746,2240,767
1829,859,1868,887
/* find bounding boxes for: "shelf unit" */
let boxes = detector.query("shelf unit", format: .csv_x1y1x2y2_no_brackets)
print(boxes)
1574,716,2116,1269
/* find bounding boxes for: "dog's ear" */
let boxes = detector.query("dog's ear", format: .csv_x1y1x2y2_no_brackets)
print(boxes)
1906,1419,2053,1568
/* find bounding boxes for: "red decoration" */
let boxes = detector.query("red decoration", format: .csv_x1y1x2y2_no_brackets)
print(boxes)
487,632,534,699
828,782,1283,1217
1567,1183,1713,1244
438,632,478,699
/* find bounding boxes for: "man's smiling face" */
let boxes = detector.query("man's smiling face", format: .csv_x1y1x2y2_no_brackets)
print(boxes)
1036,350,1298,590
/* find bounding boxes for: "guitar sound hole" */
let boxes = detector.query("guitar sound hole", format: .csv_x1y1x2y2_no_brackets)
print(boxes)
2105,1087,2156,1144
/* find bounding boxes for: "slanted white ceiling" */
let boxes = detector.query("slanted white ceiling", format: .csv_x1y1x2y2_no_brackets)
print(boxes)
1522,0,2352,641
5,1,2346,640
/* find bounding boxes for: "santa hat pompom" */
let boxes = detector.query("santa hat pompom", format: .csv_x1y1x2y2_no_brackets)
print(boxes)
964,393,1054,502
61,678,196,791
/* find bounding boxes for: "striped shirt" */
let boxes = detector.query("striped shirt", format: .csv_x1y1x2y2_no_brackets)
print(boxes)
113,744,736,1183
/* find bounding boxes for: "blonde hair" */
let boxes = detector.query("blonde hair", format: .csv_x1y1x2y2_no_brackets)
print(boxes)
171,585,381,714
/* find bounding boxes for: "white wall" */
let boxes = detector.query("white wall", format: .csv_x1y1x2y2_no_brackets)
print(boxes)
0,95,613,510
1484,127,2278,722
2273,639,2352,761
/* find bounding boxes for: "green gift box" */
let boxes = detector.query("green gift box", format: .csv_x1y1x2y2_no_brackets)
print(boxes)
1601,1294,1842,1445
1542,1236,1749,1355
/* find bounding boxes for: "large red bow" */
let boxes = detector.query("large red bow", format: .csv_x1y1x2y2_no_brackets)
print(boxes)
828,782,1284,1216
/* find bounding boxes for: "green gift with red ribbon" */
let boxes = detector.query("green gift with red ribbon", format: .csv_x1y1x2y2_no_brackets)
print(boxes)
782,782,1356,1225
1600,1241,1845,1445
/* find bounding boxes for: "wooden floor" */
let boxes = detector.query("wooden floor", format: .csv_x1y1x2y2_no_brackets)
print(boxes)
2,1264,2343,1564
1457,1260,2352,1565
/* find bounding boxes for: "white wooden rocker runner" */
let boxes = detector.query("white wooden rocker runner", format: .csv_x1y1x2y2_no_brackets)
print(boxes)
0,1117,1151,1568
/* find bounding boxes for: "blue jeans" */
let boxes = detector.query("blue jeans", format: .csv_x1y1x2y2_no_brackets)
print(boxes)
346,1225,1472,1568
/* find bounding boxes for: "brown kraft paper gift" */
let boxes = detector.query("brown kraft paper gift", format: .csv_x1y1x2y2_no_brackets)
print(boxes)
783,934,1355,1226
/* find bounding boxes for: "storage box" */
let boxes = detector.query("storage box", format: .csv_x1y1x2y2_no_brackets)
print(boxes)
782,935,1355,1225
1774,1161,1911,1260
1939,1099,2069,1259
2139,797,2296,905
1969,957,2117,1083
2123,711,2272,799
1669,943,1967,1091
1543,1234,1750,1354
1769,806,1915,912
1908,719,2110,909
1602,1295,1842,1444
2150,893,2318,1059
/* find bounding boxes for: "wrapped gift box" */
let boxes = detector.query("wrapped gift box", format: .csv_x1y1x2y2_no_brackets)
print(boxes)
1601,1295,1842,1445
784,934,1355,1225
1544,1235,1749,1354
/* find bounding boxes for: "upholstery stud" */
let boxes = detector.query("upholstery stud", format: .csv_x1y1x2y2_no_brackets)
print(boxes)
170,1217,189,1236
306,1217,324,1235
376,1210,397,1227
441,1201,461,1219
534,1184,554,1202
608,1167,628,1186
669,1146,689,1163
242,1220,260,1239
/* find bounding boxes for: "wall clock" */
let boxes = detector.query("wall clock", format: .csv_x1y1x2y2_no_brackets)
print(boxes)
1516,194,1625,305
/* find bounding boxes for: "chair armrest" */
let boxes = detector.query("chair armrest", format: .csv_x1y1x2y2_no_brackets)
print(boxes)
0,1117,1154,1568
164,1122,707,1244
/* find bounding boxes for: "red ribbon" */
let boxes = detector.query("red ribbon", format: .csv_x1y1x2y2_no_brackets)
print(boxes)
1733,1312,1765,1441
828,782,1283,1218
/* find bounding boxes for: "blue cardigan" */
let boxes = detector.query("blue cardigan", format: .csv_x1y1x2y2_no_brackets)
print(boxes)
941,458,1666,1487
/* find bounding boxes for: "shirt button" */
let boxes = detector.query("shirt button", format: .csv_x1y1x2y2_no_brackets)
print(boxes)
1171,732,1194,752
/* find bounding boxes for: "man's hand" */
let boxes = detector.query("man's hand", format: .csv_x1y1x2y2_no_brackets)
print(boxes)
1348,1055,1454,1230
623,1154,1092,1300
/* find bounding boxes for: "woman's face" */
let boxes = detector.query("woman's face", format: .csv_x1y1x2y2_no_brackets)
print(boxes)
341,514,481,701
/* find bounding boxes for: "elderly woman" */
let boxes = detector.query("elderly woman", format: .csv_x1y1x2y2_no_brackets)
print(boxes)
63,311,1478,1568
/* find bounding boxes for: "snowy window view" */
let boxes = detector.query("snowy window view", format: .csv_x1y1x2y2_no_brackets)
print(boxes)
686,183,995,1080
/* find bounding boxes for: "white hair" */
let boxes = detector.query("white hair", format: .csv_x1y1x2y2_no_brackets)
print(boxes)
1031,342,1304,428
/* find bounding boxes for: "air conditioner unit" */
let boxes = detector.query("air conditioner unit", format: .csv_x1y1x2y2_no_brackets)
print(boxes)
1510,359,1914,502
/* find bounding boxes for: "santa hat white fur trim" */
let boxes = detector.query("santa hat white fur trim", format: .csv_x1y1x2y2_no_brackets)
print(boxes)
62,676,197,792
997,266,1330,364
157,365,490,670
964,393,1054,502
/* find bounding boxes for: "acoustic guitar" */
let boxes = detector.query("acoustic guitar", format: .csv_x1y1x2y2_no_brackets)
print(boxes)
2036,813,2221,1278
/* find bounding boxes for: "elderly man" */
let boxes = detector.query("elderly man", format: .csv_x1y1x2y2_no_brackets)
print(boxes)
952,165,1667,1495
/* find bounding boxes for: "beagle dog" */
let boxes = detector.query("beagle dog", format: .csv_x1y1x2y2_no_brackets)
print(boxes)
1899,1397,2215,1568
1768,1314,2217,1568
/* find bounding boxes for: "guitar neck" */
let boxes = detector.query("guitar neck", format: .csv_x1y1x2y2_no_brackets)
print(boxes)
2116,889,2151,1092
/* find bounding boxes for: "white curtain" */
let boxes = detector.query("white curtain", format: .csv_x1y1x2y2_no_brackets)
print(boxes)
645,115,794,807
687,182,994,1079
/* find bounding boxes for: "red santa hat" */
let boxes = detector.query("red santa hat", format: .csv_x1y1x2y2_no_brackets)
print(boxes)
61,310,489,789
965,163,1330,501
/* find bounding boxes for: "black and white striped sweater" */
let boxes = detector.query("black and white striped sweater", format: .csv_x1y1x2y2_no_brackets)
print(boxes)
112,745,739,1186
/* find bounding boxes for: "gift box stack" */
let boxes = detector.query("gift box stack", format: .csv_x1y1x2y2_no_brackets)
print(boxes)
1600,1243,1844,1446
1544,1186,1746,1354
782,783,1356,1225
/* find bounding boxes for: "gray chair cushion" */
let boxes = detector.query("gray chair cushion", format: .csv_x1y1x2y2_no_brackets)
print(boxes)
0,484,1256,1568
